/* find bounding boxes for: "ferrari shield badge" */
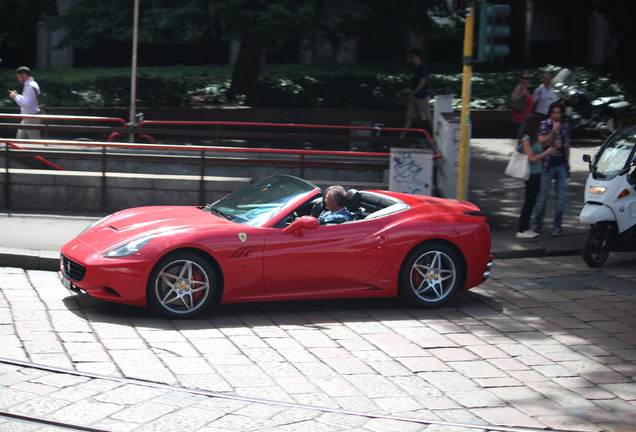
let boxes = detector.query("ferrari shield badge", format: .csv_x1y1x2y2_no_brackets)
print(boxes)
238,233,247,243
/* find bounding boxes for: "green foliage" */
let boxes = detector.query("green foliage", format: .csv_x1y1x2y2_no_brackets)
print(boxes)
1,64,634,110
46,0,374,50
247,69,410,107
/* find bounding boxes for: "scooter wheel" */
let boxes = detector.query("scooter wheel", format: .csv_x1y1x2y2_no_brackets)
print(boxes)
581,227,610,267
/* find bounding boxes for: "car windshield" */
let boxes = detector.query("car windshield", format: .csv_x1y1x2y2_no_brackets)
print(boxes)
594,127,636,180
204,175,318,226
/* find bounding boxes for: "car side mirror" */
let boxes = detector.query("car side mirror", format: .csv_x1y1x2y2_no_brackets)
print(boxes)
583,154,593,172
281,215,319,237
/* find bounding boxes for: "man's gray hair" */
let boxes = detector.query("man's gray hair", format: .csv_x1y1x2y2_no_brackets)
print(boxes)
326,185,347,207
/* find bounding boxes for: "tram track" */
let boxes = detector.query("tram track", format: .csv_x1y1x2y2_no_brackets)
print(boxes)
0,357,596,432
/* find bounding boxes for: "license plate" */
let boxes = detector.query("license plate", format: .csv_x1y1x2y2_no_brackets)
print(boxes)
59,273,72,290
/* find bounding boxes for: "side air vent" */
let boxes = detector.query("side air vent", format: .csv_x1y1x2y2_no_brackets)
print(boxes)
229,248,254,259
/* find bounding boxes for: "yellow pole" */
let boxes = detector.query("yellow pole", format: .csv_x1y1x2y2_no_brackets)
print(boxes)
458,5,475,201
129,0,139,142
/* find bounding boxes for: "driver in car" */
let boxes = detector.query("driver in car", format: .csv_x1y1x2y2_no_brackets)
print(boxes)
318,185,352,224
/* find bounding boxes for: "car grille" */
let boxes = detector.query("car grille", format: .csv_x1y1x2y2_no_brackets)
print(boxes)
61,255,86,282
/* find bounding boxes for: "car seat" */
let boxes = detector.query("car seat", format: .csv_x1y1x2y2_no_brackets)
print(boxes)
346,189,366,220
310,196,325,218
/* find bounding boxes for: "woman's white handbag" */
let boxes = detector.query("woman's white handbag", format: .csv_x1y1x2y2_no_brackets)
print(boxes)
505,149,530,181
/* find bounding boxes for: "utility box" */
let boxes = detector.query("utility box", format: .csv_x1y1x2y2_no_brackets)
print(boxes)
389,148,434,196
435,111,468,200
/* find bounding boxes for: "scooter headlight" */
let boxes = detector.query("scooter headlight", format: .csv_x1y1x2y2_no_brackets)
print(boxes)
589,186,606,194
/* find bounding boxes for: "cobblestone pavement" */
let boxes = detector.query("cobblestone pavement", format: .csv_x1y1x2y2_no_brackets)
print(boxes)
0,252,635,432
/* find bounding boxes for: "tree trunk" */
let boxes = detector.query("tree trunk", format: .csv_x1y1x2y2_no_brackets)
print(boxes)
227,33,265,101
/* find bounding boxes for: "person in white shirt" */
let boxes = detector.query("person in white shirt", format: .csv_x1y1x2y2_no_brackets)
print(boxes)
8,66,42,139
532,72,557,118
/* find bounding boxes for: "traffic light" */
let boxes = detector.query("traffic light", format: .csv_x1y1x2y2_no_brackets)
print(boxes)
477,1,510,61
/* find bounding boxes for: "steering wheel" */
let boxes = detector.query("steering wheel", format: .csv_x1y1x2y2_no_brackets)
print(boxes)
286,211,299,225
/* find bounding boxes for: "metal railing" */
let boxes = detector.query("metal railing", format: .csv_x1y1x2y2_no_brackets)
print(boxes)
0,113,129,140
1,138,391,211
136,120,440,156
1,114,440,211
1,114,439,154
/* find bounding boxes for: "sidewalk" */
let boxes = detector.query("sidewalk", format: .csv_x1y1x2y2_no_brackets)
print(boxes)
468,138,591,260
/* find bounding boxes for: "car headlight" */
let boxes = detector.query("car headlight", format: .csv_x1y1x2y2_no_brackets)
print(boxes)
103,235,154,258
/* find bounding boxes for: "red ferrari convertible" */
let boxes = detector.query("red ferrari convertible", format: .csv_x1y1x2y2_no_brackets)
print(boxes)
60,174,492,318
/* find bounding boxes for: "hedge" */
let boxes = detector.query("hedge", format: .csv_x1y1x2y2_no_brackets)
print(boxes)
1,63,634,110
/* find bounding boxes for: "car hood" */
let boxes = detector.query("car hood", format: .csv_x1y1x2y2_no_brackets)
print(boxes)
73,206,232,251
102,206,225,231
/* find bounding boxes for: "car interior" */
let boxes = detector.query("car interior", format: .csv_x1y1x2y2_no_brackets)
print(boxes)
280,189,407,228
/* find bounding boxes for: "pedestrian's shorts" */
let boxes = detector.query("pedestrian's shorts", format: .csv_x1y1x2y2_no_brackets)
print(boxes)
406,96,432,121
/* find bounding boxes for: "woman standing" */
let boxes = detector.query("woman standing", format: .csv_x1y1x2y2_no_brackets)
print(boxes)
516,114,556,239
510,72,534,136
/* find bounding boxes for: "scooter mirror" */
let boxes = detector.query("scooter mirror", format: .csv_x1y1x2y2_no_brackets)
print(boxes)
583,154,591,163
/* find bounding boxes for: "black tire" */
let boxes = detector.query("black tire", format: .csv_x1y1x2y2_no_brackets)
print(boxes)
148,252,215,319
399,243,465,308
581,227,610,267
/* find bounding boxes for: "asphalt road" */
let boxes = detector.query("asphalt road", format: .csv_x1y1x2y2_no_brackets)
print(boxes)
0,212,100,252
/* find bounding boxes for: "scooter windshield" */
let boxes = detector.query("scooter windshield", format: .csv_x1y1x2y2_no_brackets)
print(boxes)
593,127,636,180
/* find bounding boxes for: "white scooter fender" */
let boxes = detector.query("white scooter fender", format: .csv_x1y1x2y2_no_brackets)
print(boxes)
579,202,615,225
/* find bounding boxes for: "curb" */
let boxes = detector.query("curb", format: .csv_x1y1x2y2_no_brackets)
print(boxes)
1,247,582,272
493,248,581,260
0,251,59,272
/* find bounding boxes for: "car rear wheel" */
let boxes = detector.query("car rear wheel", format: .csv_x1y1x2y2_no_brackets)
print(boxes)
148,252,215,319
399,243,464,308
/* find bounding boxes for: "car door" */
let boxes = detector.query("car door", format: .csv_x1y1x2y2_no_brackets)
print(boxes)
263,219,387,293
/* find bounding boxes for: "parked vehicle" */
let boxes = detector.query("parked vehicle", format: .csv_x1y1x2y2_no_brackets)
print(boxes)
553,69,631,139
580,126,636,267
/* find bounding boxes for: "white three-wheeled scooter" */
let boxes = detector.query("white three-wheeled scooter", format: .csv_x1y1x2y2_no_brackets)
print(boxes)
580,126,636,267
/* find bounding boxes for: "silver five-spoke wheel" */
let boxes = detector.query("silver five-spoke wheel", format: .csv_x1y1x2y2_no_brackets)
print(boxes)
148,252,215,318
399,243,464,308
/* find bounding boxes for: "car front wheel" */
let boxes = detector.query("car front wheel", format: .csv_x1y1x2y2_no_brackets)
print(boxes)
148,252,215,319
399,243,464,308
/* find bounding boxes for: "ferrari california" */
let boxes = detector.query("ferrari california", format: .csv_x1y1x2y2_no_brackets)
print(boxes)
60,174,493,318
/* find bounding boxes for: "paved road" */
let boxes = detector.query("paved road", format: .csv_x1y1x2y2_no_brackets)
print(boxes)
1,253,635,431
0,212,97,252
1,137,635,431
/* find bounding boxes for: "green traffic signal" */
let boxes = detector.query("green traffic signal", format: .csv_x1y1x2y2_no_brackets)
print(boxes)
477,1,511,61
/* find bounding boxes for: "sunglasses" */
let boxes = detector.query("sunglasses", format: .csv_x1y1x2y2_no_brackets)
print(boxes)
521,77,530,80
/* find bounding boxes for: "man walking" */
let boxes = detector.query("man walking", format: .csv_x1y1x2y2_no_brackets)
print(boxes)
8,66,43,139
400,49,431,138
